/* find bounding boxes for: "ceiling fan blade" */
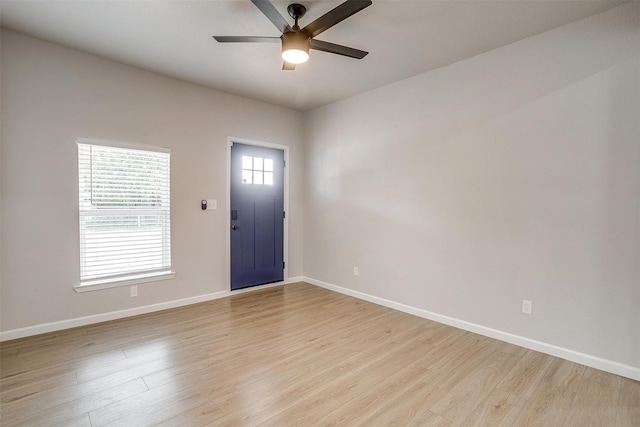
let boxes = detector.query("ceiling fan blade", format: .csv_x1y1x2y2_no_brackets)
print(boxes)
282,62,296,71
251,0,292,34
301,0,372,38
309,39,368,59
213,36,281,43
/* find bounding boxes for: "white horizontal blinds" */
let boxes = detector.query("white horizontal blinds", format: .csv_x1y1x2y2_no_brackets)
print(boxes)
78,142,171,282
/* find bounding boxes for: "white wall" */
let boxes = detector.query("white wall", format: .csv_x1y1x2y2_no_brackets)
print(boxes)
303,3,639,374
1,29,304,333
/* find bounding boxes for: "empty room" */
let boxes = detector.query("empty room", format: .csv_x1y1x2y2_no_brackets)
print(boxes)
1,0,639,425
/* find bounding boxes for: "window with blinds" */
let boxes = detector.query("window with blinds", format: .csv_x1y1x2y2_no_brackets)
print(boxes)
77,140,171,285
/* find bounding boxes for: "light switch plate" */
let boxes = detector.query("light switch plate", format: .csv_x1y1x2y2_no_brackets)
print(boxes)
206,199,217,210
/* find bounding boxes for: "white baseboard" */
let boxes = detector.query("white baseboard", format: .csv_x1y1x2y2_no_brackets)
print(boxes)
303,276,640,381
0,290,232,342
0,280,303,342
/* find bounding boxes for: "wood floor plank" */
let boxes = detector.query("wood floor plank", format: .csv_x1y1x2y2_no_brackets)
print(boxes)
420,333,501,391
564,366,622,427
615,377,640,427
52,412,92,427
259,330,438,425
90,290,414,426
510,357,586,427
0,328,88,355
460,390,524,427
142,300,395,392
0,370,79,405
309,360,429,426
429,351,520,425
353,379,447,426
2,378,148,426
0,282,635,426
209,317,431,425
495,349,555,400
75,342,209,384
88,378,201,426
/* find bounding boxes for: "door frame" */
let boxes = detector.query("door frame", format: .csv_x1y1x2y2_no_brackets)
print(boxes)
226,136,290,293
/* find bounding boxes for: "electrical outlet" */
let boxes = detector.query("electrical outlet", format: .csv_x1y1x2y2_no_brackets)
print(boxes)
131,286,138,297
353,266,359,276
522,299,532,315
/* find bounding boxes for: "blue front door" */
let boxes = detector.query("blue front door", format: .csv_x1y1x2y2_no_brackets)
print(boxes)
230,143,284,290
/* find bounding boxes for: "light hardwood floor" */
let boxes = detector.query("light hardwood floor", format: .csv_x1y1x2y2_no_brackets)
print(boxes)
1,282,638,426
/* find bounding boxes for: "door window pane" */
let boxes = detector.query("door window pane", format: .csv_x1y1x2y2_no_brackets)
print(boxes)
264,172,273,185
241,156,274,185
254,157,263,171
242,156,253,170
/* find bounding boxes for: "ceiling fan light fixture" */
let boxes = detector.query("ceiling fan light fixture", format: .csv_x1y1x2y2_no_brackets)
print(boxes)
213,0,371,70
281,31,309,64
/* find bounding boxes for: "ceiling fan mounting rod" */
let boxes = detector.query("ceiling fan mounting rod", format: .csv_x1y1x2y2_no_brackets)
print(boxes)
287,3,307,26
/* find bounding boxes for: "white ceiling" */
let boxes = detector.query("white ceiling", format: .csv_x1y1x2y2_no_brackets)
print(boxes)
0,0,629,111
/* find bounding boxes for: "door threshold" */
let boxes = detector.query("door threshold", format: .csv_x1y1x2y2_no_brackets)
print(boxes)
230,281,285,294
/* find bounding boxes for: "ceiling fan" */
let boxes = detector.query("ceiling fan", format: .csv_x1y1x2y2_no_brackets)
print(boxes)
213,0,372,70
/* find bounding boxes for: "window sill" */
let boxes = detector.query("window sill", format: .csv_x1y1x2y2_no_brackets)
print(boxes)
74,271,176,293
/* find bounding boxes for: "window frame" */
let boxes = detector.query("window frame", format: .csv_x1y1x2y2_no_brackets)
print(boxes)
74,138,175,293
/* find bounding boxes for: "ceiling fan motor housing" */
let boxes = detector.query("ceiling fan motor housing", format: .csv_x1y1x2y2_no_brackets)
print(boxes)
282,30,309,64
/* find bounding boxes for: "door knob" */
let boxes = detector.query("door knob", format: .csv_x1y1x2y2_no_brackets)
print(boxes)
231,225,239,230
